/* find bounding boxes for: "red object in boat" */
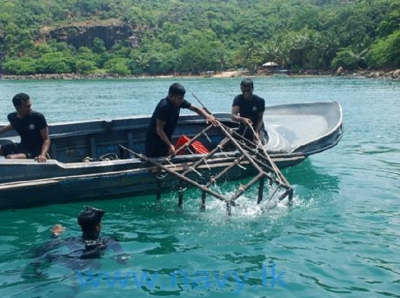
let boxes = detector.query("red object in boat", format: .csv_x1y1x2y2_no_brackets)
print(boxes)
175,135,209,155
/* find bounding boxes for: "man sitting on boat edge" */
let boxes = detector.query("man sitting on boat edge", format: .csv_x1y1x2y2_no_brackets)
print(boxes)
0,93,50,163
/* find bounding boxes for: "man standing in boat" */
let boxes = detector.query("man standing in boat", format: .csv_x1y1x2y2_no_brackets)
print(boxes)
0,93,50,162
145,82,218,157
231,78,266,143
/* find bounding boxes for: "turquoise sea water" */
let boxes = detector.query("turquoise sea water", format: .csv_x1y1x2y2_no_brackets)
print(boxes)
0,77,399,297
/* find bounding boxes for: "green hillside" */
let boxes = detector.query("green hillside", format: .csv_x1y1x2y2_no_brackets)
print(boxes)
0,0,399,75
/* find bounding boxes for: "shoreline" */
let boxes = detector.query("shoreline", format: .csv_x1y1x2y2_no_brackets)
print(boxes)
1,69,399,80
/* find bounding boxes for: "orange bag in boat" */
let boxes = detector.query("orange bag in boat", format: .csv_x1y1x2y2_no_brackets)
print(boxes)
175,135,209,155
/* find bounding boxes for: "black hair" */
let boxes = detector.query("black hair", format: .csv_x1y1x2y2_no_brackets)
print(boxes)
240,78,254,89
12,93,30,108
78,207,105,236
168,83,186,96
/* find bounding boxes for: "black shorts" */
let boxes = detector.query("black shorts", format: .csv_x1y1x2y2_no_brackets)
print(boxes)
145,142,168,158
1,142,36,158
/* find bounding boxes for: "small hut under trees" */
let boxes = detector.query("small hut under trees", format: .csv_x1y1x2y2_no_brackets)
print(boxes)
262,61,279,72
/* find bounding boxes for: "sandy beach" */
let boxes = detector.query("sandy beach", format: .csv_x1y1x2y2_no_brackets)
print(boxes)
1,69,399,80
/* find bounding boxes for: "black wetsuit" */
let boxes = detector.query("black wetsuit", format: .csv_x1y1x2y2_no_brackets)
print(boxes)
145,97,191,157
2,111,48,158
33,235,125,272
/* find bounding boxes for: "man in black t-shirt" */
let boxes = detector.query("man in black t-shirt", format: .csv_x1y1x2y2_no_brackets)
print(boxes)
231,78,266,142
0,93,50,162
145,83,218,157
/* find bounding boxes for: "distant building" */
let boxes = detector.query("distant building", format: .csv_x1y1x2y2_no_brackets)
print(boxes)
262,61,279,72
203,70,214,77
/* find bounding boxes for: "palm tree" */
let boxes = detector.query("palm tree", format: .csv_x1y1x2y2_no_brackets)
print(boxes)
134,53,150,72
332,47,369,70
292,34,312,68
239,40,264,72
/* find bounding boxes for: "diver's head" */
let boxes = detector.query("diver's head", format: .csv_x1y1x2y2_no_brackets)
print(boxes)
78,206,105,239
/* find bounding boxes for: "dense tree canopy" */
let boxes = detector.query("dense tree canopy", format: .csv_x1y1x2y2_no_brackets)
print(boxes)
0,0,399,75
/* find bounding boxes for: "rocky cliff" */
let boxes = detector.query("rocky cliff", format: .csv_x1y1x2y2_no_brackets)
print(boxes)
40,20,142,50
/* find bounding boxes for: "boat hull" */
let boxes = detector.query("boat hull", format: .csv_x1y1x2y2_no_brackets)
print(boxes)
0,154,305,209
0,102,342,209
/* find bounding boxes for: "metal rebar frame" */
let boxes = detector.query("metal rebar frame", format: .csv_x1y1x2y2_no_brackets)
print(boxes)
120,123,293,215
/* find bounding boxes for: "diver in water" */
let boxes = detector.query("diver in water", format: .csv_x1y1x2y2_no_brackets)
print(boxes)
32,206,127,275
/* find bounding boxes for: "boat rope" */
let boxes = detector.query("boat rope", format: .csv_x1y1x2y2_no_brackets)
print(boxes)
236,162,247,171
189,167,202,177
165,158,176,168
202,158,211,170
203,131,212,143
156,173,168,180
218,145,229,158
99,153,119,161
